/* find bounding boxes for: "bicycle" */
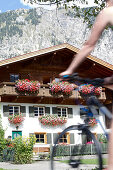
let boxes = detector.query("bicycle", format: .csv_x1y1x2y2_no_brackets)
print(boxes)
50,73,112,170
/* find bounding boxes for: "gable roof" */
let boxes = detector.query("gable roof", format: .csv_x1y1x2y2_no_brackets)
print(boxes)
0,43,113,71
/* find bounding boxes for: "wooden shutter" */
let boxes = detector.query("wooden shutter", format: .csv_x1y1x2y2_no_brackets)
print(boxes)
29,106,34,117
47,133,52,144
53,133,59,144
3,105,9,117
20,106,26,117
82,134,87,144
68,108,73,118
45,107,50,114
52,107,57,115
70,133,75,144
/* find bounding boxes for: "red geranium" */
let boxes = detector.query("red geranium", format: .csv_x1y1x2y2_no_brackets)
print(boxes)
15,79,40,94
39,114,67,126
8,114,24,125
48,80,74,96
78,84,102,96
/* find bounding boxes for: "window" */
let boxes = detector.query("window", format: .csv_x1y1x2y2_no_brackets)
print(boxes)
12,131,22,140
52,107,73,118
35,133,47,144
58,134,68,143
80,107,99,118
10,74,19,82
58,133,70,144
9,106,20,116
57,108,67,117
34,107,45,117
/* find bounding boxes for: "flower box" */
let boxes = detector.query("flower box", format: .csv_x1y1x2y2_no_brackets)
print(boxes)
8,114,24,126
48,80,74,97
15,79,40,95
78,84,102,97
39,114,67,126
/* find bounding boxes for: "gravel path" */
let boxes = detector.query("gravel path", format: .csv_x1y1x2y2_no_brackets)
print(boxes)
0,161,105,170
0,154,108,170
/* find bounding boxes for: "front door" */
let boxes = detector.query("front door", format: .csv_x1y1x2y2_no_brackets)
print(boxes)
12,131,22,140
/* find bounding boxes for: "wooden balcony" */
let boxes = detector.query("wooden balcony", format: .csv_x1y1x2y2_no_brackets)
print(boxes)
0,82,106,100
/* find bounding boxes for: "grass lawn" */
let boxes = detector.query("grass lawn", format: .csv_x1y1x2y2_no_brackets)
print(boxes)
60,158,108,165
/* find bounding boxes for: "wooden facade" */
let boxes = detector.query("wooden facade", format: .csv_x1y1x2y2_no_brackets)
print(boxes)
0,43,112,105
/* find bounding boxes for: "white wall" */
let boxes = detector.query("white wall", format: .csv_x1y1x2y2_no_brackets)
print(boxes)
0,102,106,145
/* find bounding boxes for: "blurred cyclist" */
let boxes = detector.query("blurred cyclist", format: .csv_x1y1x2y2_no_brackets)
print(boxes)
60,1,113,169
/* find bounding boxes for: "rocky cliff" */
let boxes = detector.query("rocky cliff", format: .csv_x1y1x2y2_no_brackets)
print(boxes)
0,7,113,65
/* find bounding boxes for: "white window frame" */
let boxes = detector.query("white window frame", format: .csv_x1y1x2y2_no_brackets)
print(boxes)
34,106,45,117
57,107,68,117
9,105,20,116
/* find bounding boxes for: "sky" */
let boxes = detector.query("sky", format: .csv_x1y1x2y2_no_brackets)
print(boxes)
0,0,97,13
0,0,31,13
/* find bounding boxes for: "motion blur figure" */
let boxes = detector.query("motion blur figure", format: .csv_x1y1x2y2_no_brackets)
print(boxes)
60,1,113,169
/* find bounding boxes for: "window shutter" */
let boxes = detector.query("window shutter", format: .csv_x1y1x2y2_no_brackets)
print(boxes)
53,133,59,144
47,133,52,144
45,107,50,114
3,105,9,117
82,134,87,144
29,106,34,117
52,107,57,115
20,106,26,117
68,108,73,118
70,133,75,144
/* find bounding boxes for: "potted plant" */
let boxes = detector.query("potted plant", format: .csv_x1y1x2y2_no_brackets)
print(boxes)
15,79,40,95
48,80,74,97
39,114,67,126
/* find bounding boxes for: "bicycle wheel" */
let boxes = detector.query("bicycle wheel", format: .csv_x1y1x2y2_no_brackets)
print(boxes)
51,125,103,170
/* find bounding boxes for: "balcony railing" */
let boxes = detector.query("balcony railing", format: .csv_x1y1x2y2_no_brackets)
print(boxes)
0,82,106,100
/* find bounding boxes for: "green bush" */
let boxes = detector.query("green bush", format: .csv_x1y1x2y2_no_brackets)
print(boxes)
0,115,7,161
2,146,14,162
13,135,36,164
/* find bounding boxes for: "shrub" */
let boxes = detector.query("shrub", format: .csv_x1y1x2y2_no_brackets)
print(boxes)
13,135,36,164
0,115,6,161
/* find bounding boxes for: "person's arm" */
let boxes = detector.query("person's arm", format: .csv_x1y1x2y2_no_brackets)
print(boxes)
60,9,110,76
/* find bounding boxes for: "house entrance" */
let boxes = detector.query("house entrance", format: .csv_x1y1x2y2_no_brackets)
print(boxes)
12,131,22,140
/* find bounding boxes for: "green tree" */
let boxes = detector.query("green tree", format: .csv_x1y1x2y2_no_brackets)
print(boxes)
23,0,106,27
0,115,7,161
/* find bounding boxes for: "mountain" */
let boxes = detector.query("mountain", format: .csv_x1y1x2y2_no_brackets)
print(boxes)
0,7,113,65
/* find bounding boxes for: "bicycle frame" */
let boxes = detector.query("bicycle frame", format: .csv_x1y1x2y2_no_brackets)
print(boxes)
85,95,112,140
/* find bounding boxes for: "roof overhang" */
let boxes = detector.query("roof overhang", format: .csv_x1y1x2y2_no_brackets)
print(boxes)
0,43,113,71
